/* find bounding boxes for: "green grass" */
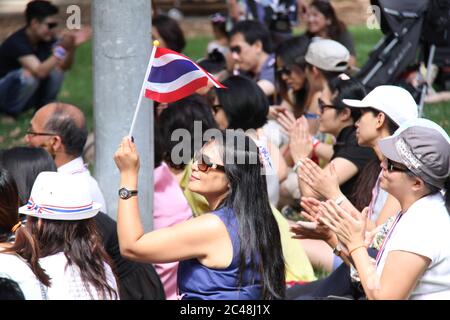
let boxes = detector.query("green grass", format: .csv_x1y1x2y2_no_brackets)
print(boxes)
58,41,93,131
1,25,449,149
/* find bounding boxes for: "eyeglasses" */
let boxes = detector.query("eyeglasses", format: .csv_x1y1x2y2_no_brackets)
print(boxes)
46,22,58,29
318,98,338,113
211,104,222,114
193,151,225,173
230,45,241,54
26,125,56,137
276,66,292,76
386,158,409,173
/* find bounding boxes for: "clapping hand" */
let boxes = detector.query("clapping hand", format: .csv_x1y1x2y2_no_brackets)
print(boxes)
290,197,334,241
276,108,297,135
59,26,92,50
268,105,289,120
72,26,92,47
319,200,368,253
289,116,313,161
297,158,340,199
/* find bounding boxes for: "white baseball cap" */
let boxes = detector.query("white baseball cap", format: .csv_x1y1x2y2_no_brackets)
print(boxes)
343,85,418,125
304,38,350,72
19,171,102,220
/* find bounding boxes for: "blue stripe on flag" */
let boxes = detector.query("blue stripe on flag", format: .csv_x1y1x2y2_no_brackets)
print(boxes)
148,59,200,83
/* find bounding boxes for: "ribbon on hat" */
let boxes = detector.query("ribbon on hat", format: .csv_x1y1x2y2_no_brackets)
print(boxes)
27,197,43,214
395,138,422,170
26,197,94,215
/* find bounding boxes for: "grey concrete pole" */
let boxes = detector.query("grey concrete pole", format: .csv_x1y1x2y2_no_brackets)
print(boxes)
93,0,153,231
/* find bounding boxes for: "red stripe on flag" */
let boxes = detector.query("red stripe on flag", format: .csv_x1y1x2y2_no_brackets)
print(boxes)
154,46,177,58
145,77,209,103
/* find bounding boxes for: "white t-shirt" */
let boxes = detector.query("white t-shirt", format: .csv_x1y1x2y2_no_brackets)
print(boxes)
377,193,450,300
262,120,289,148
252,135,280,206
39,252,118,300
0,253,42,299
58,157,107,213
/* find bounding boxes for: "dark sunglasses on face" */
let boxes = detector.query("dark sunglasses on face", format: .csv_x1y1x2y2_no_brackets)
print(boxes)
318,98,338,113
193,151,225,173
46,22,58,29
230,45,241,54
386,158,409,173
211,104,222,114
277,66,292,76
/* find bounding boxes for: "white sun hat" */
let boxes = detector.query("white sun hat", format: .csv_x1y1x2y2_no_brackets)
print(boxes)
19,171,102,220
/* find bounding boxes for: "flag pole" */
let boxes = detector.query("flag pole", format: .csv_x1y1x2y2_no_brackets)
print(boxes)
128,40,160,138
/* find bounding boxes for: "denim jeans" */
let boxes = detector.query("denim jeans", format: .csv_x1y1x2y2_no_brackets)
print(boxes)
0,68,64,116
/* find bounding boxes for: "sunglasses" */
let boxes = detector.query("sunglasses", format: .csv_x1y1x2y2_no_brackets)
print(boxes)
193,151,225,173
230,45,241,54
211,104,222,114
276,66,292,76
46,22,58,29
386,158,409,173
318,98,338,113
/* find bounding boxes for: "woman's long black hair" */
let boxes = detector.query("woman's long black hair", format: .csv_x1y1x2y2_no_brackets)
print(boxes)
349,106,400,211
326,77,380,210
0,147,57,206
27,216,118,299
215,75,269,130
275,36,311,117
211,130,285,299
157,94,218,170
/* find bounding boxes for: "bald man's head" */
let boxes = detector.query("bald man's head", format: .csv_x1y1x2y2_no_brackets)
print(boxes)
39,103,88,158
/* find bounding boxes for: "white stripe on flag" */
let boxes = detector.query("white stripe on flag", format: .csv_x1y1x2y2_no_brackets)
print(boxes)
145,70,206,93
152,53,191,67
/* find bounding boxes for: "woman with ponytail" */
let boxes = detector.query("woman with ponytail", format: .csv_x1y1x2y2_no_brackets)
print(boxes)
0,168,49,299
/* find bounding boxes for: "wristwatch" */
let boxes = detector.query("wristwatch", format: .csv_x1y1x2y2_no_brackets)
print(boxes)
118,187,138,200
333,242,342,257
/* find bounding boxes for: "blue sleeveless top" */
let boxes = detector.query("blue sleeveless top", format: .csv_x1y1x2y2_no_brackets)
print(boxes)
177,206,262,300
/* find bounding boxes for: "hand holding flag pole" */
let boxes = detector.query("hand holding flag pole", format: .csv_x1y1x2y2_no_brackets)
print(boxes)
128,40,160,138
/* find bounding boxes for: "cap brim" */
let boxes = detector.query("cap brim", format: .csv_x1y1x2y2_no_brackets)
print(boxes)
342,99,371,108
378,136,404,163
19,202,102,220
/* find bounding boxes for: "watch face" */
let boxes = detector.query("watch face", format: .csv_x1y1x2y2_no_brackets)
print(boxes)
119,188,129,199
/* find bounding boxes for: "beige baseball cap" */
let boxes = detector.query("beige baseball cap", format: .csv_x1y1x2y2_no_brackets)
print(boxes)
304,38,350,72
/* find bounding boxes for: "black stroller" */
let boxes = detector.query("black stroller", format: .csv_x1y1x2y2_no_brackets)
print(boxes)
355,0,450,116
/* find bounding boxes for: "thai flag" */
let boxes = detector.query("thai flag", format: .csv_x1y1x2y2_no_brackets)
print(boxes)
144,47,225,103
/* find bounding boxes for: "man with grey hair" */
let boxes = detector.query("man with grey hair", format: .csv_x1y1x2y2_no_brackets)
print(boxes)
25,102,106,211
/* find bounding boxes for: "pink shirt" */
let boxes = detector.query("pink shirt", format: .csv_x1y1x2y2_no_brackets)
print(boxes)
153,162,192,299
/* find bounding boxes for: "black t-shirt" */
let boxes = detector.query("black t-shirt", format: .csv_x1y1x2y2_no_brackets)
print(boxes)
299,30,356,56
332,125,377,199
335,29,356,56
0,27,55,78
94,212,165,299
